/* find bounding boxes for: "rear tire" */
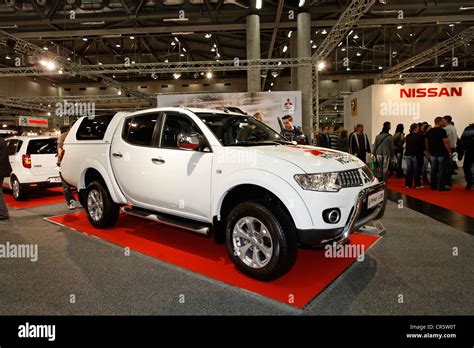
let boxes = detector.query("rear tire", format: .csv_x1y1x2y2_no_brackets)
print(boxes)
85,180,120,228
11,175,27,201
225,201,297,281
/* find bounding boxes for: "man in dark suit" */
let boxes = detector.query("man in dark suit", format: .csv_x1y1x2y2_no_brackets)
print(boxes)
0,137,12,220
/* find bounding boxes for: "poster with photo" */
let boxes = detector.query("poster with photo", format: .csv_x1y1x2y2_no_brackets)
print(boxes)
157,91,302,131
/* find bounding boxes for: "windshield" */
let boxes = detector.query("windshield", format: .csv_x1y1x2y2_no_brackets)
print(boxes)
197,113,290,146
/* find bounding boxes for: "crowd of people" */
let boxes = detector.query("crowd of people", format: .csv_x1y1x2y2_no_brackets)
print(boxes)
312,116,474,191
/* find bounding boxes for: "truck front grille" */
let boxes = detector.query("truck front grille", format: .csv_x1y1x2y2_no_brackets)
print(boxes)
337,169,363,188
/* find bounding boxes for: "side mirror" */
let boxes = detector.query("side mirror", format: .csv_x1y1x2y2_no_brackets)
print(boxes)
177,132,203,151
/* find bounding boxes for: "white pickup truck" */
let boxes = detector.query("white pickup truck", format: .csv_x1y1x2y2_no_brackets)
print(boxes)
61,108,386,280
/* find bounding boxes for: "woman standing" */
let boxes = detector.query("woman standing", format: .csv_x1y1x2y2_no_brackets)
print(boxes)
404,123,424,188
393,124,405,178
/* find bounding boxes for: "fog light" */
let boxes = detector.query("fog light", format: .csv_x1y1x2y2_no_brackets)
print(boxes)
323,208,341,224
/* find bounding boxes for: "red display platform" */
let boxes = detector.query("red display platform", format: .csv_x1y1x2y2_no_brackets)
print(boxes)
3,186,74,209
387,178,474,218
46,211,380,308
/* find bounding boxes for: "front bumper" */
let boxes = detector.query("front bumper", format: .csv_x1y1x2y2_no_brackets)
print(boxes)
296,182,386,246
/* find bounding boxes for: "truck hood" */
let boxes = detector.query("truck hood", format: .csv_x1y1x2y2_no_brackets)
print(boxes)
251,145,366,173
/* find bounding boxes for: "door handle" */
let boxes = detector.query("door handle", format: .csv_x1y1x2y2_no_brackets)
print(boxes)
151,158,165,164
112,152,123,158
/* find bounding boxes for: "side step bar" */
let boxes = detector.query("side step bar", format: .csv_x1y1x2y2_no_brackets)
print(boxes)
122,207,211,236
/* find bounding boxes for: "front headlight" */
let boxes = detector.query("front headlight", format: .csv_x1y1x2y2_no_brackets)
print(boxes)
294,173,341,192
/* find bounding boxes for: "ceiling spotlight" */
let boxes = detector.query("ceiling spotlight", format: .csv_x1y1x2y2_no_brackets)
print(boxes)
341,47,346,51
397,25,403,29
131,60,135,64
82,37,88,41
182,47,186,52
164,59,169,63
117,90,122,95
321,29,327,35
200,72,204,76
47,112,51,116
58,69,63,74
5,55,11,60
98,62,103,65
348,30,354,36
271,71,278,77
449,23,455,27
211,47,216,52
173,73,181,79
270,82,274,86
378,66,383,69
317,61,325,71
206,71,213,79
312,44,317,49
353,34,359,39
205,33,212,38
282,45,288,53
43,46,48,51
174,37,179,42
216,52,221,58
171,41,176,46
392,50,397,55
287,31,292,38
356,52,361,56
116,44,121,47
213,43,217,48
278,61,282,65
151,72,158,79
40,59,56,71
346,67,350,71
66,57,71,61
440,64,445,67
299,0,305,6
129,36,135,40
256,0,262,9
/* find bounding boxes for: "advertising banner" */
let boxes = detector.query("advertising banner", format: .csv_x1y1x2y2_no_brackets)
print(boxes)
18,116,49,128
156,91,302,132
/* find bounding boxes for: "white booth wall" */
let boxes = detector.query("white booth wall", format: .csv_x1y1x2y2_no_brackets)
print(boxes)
344,82,474,144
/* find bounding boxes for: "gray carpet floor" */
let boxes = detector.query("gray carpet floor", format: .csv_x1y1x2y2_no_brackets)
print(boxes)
0,195,473,315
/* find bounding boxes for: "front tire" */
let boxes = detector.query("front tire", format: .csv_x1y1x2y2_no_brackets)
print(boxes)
11,175,27,201
225,201,297,281
85,181,120,228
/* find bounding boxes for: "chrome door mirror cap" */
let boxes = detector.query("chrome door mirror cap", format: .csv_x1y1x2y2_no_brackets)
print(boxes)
177,132,203,151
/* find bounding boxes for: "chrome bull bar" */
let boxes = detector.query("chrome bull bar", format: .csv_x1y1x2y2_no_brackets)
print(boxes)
340,182,386,242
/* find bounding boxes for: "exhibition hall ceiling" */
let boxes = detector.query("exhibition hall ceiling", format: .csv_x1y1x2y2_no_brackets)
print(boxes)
0,0,472,82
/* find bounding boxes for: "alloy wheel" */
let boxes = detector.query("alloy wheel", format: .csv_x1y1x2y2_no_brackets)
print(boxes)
232,216,274,269
87,189,104,222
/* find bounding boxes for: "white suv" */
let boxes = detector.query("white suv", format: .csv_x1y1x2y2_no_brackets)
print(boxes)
61,108,386,280
2,136,60,200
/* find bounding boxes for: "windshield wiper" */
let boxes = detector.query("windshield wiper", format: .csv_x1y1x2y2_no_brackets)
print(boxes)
228,141,279,146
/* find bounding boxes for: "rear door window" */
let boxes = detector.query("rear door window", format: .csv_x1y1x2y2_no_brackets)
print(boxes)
6,140,18,156
76,115,114,140
122,114,159,147
26,138,57,155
